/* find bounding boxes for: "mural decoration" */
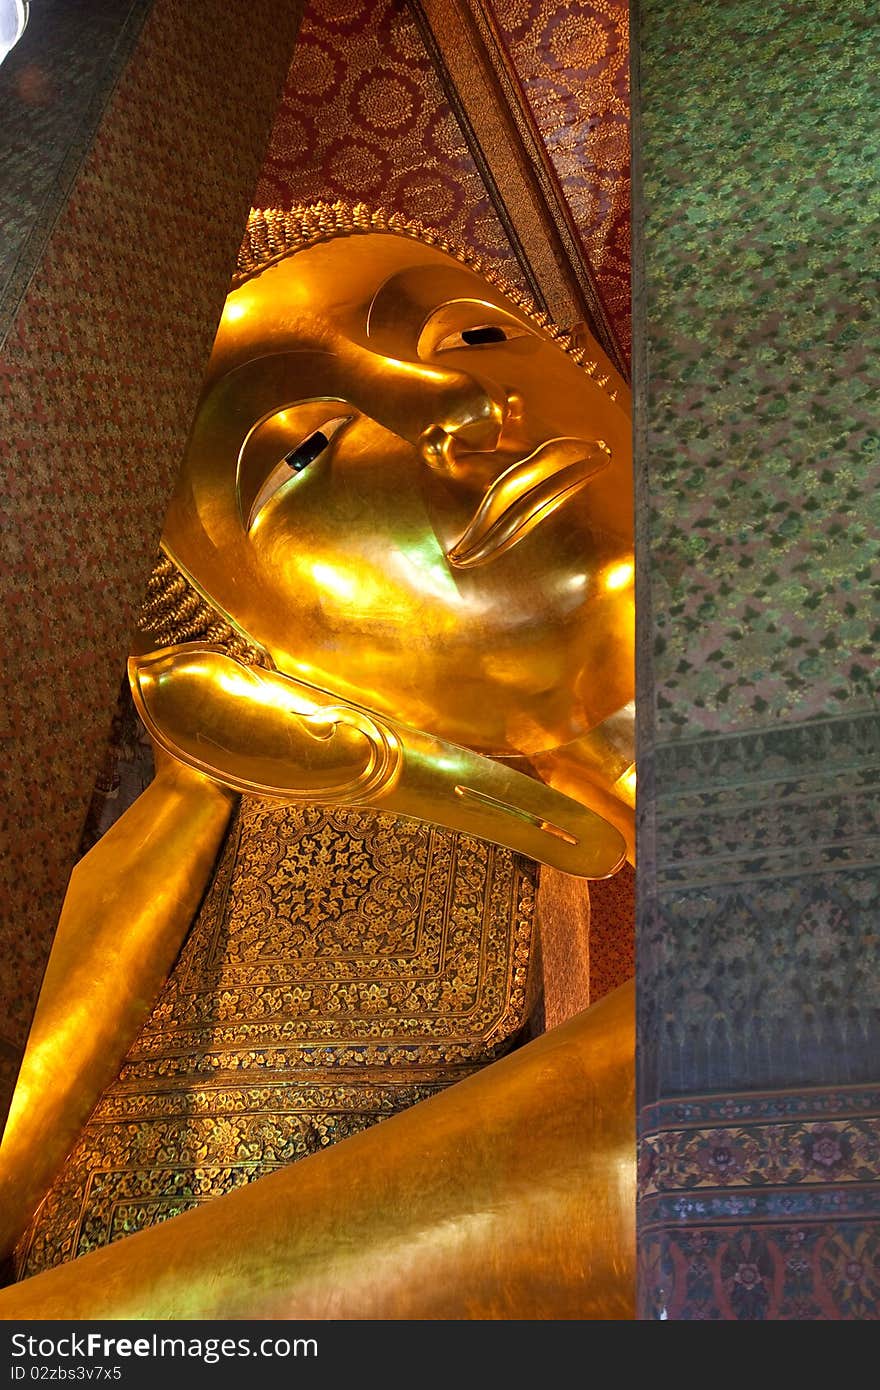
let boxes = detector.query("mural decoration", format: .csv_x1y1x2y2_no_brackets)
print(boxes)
256,0,523,279
497,0,631,357
640,1086,880,1320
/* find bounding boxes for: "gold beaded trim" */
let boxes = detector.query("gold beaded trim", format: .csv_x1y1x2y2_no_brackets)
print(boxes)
238,202,618,400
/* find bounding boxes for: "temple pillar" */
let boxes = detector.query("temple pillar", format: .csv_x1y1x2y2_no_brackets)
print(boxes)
633,1,879,1318
0,0,304,1123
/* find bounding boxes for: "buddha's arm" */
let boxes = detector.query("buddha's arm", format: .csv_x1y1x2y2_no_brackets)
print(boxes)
0,757,236,1261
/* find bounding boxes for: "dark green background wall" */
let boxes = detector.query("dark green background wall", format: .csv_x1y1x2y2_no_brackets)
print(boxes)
633,0,879,1319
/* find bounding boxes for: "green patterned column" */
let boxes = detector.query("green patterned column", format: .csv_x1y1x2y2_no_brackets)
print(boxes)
633,0,880,1318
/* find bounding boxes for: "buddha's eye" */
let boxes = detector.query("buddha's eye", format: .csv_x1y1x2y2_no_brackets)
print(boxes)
284,428,333,473
435,323,531,351
247,415,350,531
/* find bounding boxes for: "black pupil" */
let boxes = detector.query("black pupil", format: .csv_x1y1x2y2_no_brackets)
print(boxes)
285,430,329,473
461,326,508,345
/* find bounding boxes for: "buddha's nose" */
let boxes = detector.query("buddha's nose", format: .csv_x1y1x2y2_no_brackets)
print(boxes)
420,379,518,483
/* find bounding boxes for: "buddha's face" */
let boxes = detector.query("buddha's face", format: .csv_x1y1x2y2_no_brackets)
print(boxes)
162,233,633,756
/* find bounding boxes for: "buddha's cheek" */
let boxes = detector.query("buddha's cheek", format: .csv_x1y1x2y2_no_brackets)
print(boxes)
255,571,629,756
246,475,633,754
464,589,633,753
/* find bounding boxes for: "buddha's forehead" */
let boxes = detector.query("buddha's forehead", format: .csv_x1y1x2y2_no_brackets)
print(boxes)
206,233,530,378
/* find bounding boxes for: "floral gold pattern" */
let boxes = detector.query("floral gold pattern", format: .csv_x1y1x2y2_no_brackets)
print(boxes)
640,1117,880,1196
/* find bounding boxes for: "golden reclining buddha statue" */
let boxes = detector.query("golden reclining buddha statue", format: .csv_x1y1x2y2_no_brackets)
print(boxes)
0,203,636,1320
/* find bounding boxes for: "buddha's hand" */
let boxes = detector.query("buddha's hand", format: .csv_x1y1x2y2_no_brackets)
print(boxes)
130,644,400,803
129,645,626,879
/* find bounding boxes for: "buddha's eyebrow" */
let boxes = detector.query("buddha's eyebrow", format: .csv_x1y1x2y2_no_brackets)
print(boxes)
365,268,412,340
365,264,498,348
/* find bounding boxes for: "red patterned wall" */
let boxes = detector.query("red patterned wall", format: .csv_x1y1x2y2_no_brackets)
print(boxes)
257,0,630,362
589,863,635,1001
256,0,525,285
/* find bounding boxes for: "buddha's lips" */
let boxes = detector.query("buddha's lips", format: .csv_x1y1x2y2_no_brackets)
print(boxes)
447,438,611,569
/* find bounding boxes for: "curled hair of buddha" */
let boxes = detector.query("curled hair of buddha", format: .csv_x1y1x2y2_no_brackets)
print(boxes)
137,552,269,666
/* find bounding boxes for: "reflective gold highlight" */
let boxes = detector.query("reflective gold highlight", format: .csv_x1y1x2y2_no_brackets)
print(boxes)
131,644,626,878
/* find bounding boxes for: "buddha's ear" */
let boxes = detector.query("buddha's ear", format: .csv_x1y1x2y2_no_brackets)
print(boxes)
128,645,627,880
